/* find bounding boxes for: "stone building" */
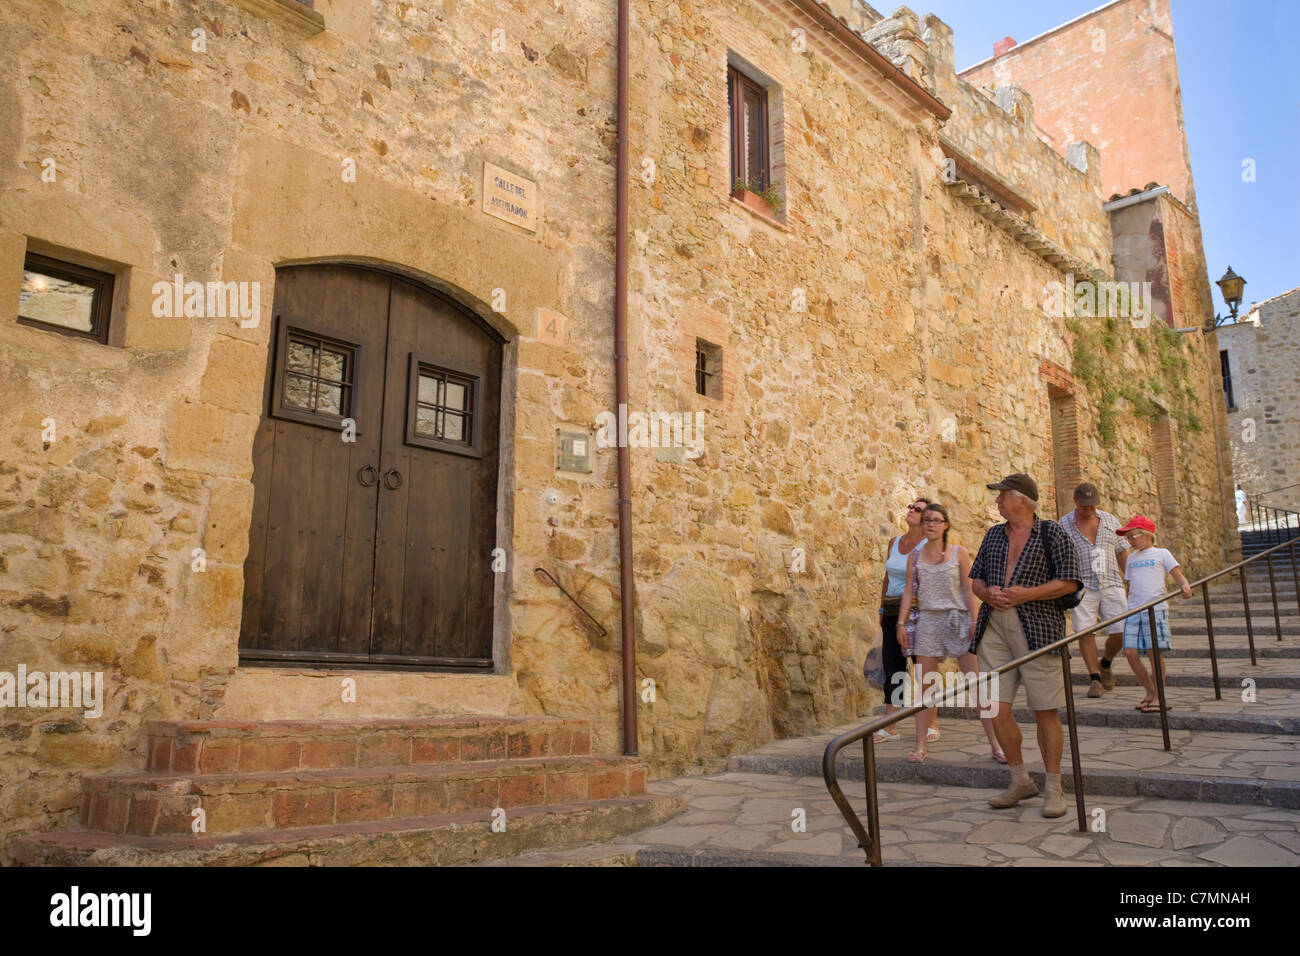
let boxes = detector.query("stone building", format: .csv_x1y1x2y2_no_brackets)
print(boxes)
1219,288,1300,512
0,0,1237,858
961,0,1237,536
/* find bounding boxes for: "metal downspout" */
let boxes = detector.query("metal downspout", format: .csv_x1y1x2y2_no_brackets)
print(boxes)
615,0,638,756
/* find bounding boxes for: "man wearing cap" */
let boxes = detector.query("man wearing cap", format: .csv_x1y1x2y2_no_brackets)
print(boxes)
1059,483,1130,698
969,473,1082,818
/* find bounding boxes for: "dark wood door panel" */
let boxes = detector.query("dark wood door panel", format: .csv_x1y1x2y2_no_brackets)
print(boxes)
240,265,389,658
241,265,500,668
373,278,501,662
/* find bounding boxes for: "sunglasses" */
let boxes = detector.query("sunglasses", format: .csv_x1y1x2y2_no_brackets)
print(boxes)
907,505,926,513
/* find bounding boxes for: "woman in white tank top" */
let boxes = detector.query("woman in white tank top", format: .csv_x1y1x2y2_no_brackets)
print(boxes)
897,503,1005,764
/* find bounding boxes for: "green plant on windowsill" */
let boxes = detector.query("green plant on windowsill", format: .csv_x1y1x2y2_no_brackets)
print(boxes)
732,177,785,214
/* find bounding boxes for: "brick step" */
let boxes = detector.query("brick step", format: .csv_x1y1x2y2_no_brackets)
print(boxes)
12,794,686,867
143,715,589,774
82,755,645,838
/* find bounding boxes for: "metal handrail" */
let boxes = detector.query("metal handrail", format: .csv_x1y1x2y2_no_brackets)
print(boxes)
823,533,1300,866
533,567,608,639
1244,495,1300,548
1254,481,1300,501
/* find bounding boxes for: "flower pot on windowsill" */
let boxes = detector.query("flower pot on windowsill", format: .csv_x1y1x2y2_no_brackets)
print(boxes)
731,187,778,219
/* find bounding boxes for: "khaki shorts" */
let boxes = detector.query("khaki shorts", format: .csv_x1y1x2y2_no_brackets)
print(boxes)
977,608,1065,712
1071,585,1128,635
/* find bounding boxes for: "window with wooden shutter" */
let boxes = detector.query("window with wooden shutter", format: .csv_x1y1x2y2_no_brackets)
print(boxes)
728,66,770,193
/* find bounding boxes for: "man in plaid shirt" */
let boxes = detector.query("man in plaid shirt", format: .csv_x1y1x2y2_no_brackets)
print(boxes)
969,473,1082,819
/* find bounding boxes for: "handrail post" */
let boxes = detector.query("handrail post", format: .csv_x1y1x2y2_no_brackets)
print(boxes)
1059,645,1087,831
1268,548,1282,641
863,736,882,867
1147,606,1171,751
1201,583,1222,700
1239,567,1258,666
1290,539,1300,618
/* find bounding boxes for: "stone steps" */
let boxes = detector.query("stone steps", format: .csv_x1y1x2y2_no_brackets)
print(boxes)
1068,671,1300,689
729,721,1300,808
1087,628,1298,654
1173,618,1300,631
930,704,1299,736
15,715,685,865
1165,646,1300,659
1191,584,1299,599
11,796,685,867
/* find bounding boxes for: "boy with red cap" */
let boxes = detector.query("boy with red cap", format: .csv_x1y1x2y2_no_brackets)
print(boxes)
1117,515,1193,712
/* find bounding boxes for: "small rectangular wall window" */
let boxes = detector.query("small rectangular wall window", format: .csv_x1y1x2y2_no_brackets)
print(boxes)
695,339,722,399
1220,350,1235,411
17,252,114,343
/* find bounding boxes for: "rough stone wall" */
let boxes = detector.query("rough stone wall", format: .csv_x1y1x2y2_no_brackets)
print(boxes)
0,0,1239,852
960,0,1194,207
1221,291,1300,511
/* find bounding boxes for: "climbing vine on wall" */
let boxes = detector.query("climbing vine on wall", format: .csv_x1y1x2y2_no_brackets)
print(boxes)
1066,318,1205,449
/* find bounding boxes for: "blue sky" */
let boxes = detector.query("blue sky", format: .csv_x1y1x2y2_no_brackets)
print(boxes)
923,0,1299,312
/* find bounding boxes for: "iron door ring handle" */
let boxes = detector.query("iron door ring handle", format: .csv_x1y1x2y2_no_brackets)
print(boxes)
358,465,378,487
383,468,403,490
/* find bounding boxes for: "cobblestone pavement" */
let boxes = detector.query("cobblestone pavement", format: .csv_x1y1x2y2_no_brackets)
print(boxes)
604,772,1300,866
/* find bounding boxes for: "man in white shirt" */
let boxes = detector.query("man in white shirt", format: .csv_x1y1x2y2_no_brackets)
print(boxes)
1059,483,1130,698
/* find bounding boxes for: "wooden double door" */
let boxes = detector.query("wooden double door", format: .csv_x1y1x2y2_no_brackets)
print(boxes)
239,264,502,668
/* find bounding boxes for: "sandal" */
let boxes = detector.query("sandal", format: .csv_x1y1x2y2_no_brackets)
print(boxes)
991,749,1007,764
1137,702,1168,713
907,749,928,763
925,727,941,742
873,729,900,743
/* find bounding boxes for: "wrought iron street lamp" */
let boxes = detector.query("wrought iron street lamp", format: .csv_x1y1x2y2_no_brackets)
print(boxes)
1215,266,1246,326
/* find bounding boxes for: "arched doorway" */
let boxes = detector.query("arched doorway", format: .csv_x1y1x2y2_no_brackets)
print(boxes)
239,264,503,669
